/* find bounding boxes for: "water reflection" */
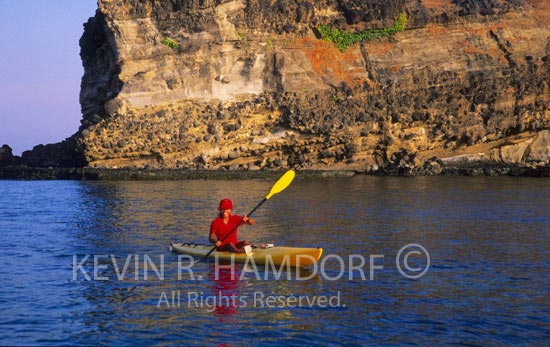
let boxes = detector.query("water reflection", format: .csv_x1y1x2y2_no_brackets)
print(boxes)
208,262,243,318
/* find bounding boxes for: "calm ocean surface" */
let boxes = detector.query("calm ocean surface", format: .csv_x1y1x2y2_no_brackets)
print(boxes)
0,176,549,346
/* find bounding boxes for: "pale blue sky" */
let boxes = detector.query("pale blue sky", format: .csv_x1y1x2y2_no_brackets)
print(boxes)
0,0,97,155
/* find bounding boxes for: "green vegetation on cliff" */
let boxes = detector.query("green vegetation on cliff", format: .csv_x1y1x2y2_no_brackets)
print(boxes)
161,37,178,49
318,12,408,51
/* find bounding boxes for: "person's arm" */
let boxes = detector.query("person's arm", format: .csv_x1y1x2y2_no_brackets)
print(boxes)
209,232,217,245
209,222,222,247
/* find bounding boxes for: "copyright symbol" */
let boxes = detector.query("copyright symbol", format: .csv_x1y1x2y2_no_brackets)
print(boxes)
396,243,430,279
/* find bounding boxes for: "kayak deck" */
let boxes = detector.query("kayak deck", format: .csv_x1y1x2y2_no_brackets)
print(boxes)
170,243,323,267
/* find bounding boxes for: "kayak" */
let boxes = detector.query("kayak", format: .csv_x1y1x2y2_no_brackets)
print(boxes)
170,243,323,267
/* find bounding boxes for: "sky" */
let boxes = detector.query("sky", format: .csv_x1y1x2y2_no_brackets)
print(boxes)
0,0,97,155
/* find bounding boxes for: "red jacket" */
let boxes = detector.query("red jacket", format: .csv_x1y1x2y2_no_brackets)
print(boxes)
210,215,244,247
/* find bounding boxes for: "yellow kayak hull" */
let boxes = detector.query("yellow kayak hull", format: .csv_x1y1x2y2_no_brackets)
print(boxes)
170,243,323,267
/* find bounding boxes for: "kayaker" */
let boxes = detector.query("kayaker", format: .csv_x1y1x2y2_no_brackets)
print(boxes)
209,198,254,253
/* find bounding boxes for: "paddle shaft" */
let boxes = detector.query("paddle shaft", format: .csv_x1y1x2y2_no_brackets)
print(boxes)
200,197,267,261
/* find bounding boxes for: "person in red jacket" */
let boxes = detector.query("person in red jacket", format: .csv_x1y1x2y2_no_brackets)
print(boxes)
209,198,254,253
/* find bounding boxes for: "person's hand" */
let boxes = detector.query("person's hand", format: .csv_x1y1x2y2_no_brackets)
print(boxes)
215,241,222,247
243,215,254,225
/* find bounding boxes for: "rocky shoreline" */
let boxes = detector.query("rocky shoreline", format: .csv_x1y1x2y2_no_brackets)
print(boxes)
0,164,548,180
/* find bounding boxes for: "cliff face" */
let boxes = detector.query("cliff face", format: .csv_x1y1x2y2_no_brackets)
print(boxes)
72,0,550,173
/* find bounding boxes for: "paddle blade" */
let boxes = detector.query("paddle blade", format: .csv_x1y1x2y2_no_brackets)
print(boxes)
266,170,295,200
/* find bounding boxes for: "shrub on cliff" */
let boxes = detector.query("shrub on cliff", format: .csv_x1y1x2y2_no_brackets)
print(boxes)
318,12,408,51
161,37,178,49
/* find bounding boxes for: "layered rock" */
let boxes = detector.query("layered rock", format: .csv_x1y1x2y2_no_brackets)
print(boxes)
20,0,550,173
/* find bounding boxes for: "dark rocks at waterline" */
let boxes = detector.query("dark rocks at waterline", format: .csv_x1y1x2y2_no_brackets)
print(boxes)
0,167,356,180
0,167,86,180
21,139,86,168
0,137,86,169
1,162,548,180
374,162,550,177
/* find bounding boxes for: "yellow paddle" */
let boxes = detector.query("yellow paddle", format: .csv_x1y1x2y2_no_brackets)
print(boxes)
200,170,296,261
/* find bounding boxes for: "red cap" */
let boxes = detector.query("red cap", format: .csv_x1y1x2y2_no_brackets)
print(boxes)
219,199,233,210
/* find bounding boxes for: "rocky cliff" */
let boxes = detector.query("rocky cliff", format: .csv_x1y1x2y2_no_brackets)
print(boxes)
7,0,550,175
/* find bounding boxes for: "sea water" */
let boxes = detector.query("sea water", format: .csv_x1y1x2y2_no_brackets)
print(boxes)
0,176,549,345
